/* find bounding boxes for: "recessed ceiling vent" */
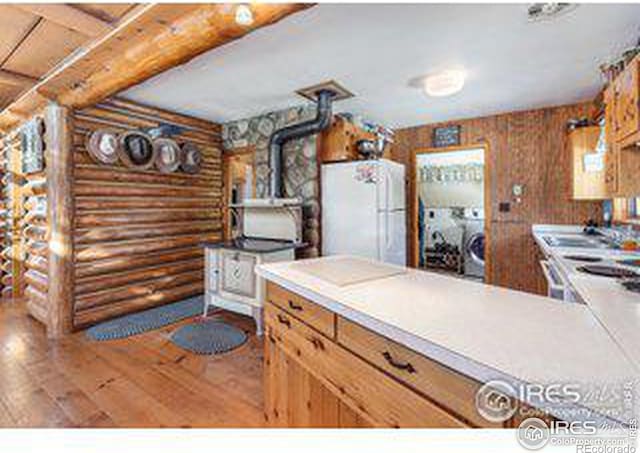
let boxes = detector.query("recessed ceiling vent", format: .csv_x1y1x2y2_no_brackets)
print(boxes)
527,3,578,22
296,80,354,102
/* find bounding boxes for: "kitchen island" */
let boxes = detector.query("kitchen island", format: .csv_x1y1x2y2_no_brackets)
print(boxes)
256,255,638,428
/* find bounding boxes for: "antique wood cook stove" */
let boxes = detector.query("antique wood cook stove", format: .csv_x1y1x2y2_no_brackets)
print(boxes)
202,198,303,335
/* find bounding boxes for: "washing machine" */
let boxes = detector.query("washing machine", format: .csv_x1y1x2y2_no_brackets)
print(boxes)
462,208,485,279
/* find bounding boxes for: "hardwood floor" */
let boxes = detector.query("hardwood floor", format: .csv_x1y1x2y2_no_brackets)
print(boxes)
0,299,265,427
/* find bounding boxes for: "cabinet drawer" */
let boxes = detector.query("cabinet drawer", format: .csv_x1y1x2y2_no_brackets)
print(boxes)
266,282,335,338
336,316,503,427
265,304,468,428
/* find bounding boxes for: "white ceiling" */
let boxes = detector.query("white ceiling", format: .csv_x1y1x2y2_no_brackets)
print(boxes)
123,3,640,129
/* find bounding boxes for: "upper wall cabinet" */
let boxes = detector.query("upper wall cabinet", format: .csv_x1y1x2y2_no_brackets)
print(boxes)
570,126,607,200
613,56,640,145
603,56,640,198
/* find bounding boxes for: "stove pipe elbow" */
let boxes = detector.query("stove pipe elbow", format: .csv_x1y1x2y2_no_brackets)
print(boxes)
268,89,335,199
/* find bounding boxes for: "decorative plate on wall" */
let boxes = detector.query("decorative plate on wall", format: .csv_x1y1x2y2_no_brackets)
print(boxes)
118,131,156,170
180,142,202,174
86,129,119,164
154,138,183,173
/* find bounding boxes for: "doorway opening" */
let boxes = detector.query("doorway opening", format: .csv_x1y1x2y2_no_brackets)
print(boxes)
413,145,488,281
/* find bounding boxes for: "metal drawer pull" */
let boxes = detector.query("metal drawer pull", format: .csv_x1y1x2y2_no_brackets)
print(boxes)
382,351,416,373
276,314,291,327
288,300,303,311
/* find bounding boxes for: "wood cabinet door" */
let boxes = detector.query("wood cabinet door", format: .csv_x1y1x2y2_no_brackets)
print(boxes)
604,85,619,196
614,60,639,142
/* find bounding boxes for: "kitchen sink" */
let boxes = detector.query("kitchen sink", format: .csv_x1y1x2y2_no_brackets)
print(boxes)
542,235,613,249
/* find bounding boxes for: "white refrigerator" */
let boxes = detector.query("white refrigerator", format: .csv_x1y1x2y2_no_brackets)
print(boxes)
321,159,406,266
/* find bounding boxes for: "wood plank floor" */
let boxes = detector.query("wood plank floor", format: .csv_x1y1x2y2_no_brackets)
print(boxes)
0,300,265,427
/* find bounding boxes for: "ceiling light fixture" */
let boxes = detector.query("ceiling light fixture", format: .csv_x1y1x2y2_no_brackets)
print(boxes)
235,4,254,26
424,70,466,97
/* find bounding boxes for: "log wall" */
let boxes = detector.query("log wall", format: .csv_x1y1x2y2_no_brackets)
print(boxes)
0,115,49,326
23,126,48,324
71,98,223,328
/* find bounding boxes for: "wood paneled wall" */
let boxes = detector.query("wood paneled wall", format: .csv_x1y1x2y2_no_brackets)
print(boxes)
71,98,223,328
392,102,603,294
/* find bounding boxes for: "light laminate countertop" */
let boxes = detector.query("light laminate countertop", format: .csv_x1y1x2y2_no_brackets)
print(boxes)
257,254,638,426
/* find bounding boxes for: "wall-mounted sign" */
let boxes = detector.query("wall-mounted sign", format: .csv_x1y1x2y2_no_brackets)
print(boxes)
21,118,45,175
432,125,461,148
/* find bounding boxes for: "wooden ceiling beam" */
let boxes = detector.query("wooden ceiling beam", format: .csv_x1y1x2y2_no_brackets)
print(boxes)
0,3,313,131
14,4,114,37
0,69,39,87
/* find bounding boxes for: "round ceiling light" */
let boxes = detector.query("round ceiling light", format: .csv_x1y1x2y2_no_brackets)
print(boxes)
424,70,466,97
235,4,254,26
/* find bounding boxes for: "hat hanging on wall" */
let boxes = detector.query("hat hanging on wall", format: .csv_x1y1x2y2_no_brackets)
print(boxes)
154,138,182,173
86,129,119,164
117,131,156,170
180,142,202,174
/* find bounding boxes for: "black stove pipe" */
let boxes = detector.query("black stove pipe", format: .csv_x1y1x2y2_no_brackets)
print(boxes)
268,89,335,198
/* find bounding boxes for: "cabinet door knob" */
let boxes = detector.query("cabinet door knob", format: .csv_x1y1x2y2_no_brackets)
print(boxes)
382,351,416,373
288,300,303,311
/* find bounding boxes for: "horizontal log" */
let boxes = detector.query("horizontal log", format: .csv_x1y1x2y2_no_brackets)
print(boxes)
25,240,47,257
75,196,220,211
25,170,47,181
74,282,204,328
75,271,201,310
74,166,221,188
23,179,47,196
25,255,48,274
24,225,48,241
76,209,221,228
77,107,158,129
75,246,203,278
74,181,221,198
1,287,12,300
25,269,48,293
98,98,221,135
75,233,220,262
24,196,46,212
26,300,48,325
1,274,12,286
25,285,48,308
74,221,221,244
75,257,203,295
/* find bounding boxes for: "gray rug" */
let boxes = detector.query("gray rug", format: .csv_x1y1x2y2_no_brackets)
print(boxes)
170,319,247,355
86,296,203,341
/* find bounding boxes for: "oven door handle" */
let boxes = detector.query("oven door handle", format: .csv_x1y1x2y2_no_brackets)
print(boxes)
540,260,564,292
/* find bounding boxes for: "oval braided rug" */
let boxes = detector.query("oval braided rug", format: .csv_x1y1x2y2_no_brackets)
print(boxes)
86,296,203,341
170,319,247,355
